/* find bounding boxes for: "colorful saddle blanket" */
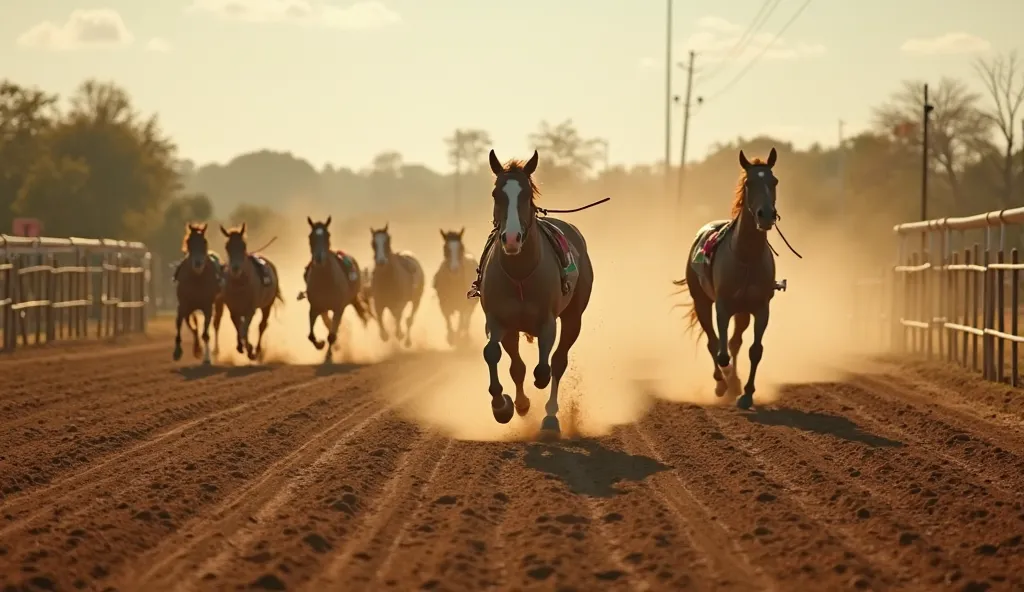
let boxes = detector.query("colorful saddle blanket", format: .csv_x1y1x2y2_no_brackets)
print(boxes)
690,220,733,287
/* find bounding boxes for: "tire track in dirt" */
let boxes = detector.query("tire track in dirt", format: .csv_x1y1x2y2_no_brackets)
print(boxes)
117,368,449,591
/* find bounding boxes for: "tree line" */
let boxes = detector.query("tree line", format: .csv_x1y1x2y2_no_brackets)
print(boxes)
1,50,1022,265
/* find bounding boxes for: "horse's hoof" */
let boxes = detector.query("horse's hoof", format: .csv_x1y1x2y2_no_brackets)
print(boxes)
313,340,325,351
172,347,183,361
539,416,561,439
714,381,728,397
515,397,531,417
491,394,515,424
404,337,412,348
736,394,754,410
533,365,551,389
236,345,245,354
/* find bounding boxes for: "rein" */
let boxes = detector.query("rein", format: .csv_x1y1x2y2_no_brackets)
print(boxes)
536,197,611,216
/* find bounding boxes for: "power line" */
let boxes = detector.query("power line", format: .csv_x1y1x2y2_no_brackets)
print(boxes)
702,0,815,102
700,0,782,84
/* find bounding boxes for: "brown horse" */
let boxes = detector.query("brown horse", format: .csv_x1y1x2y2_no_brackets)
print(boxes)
674,148,784,410
479,149,594,439
369,224,425,347
219,223,283,361
297,216,370,362
433,228,479,347
172,223,226,364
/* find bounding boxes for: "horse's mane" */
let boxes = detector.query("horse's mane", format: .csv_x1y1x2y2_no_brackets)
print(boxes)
496,159,542,203
730,157,767,218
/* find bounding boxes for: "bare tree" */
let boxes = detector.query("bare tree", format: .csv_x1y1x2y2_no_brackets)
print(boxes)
873,77,992,206
444,128,492,215
975,50,1024,206
527,119,605,187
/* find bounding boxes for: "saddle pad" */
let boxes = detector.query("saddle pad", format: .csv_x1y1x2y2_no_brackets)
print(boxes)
334,250,360,282
539,220,580,290
690,220,732,285
251,255,275,286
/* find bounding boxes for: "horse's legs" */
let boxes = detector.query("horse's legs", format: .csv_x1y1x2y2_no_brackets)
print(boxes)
692,294,727,396
200,306,213,365
500,332,530,416
714,301,735,382
443,309,456,346
212,297,224,357
375,299,389,342
483,313,514,424
231,314,245,354
533,314,557,389
308,307,325,350
404,295,421,348
393,304,407,342
325,306,344,363
173,308,185,361
727,313,750,397
542,312,582,437
189,313,202,358
738,304,770,410
252,305,271,360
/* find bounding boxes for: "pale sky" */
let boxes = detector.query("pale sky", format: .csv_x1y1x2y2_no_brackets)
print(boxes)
3,1,1023,172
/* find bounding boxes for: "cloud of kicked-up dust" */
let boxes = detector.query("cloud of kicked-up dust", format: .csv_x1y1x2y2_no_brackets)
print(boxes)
211,175,894,442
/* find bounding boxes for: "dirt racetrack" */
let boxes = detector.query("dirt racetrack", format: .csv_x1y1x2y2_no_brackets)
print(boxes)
2,335,1024,592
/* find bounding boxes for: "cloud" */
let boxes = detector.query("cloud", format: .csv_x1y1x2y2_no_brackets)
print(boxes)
146,37,172,52
16,9,134,50
187,0,400,29
900,32,991,56
680,15,825,63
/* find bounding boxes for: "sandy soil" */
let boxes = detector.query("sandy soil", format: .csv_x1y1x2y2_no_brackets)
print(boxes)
0,336,1021,592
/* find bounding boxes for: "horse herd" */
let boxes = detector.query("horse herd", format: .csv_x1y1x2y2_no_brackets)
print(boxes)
172,148,790,438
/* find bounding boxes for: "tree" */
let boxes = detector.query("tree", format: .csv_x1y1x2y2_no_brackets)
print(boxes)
974,51,1024,207
527,119,605,188
873,78,991,207
0,82,58,233
149,193,214,263
227,203,282,248
13,79,180,240
370,151,403,177
444,128,492,215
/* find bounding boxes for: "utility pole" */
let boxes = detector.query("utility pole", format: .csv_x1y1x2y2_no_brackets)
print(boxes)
663,0,673,197
676,51,696,211
837,119,845,216
921,84,934,223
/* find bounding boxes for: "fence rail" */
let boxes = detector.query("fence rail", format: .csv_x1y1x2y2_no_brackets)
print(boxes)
891,205,1024,386
0,234,153,353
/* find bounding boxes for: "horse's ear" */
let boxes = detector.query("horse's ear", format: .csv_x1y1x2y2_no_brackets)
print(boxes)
239,223,246,236
524,150,539,176
307,216,314,227
219,225,230,237
488,150,503,176
325,215,331,226
439,229,446,240
383,223,389,233
738,150,751,170
198,223,207,233
766,147,777,168
459,227,465,238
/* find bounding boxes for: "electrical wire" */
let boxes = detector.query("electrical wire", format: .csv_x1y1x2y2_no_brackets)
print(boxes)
703,0,815,102
699,0,782,84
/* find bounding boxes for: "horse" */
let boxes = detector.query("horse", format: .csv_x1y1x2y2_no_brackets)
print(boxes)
476,149,594,439
172,223,226,364
433,228,479,347
369,224,425,347
219,223,283,361
297,216,370,362
673,147,785,410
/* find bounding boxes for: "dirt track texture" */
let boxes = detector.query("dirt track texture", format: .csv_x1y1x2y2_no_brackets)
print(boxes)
1,337,1023,592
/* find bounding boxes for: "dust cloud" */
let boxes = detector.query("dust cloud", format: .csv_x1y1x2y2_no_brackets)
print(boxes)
207,181,893,442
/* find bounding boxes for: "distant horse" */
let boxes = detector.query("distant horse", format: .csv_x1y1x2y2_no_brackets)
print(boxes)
673,148,787,410
433,228,478,347
172,223,226,364
219,224,283,361
474,149,595,439
369,225,424,347
297,216,370,362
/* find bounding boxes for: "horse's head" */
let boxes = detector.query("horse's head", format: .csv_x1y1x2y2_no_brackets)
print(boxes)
440,228,466,272
370,224,392,266
489,149,539,256
183,223,209,272
219,223,248,278
738,147,779,232
307,216,332,265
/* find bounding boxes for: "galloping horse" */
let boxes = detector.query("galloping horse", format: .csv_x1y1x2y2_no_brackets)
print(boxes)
674,148,786,410
369,225,424,347
433,228,478,346
172,223,225,364
297,216,370,362
474,149,594,439
219,224,283,361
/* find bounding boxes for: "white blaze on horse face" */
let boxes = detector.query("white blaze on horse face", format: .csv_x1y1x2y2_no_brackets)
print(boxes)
373,233,388,265
501,179,523,251
446,239,461,271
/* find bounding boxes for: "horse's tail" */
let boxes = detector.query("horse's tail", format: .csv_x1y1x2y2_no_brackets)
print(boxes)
670,277,702,344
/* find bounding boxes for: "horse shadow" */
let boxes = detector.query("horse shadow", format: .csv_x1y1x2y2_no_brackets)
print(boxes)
523,438,670,498
744,407,903,448
314,362,363,377
173,364,274,381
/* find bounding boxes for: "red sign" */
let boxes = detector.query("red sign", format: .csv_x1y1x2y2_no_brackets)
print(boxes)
12,218,42,237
